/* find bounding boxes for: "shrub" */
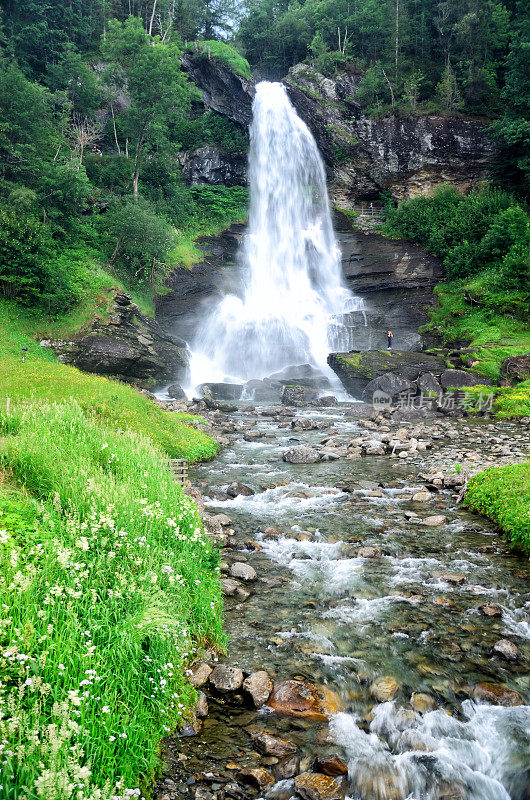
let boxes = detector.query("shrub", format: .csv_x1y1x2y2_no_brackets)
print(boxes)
464,462,530,555
0,208,83,311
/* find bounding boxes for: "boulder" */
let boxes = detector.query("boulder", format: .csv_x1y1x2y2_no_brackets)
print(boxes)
230,562,257,582
370,676,400,702
294,773,343,800
48,292,188,384
417,372,443,396
362,373,416,404
423,515,447,526
357,546,381,558
220,578,241,596
435,572,466,585
243,671,274,708
244,379,282,402
209,665,244,692
314,395,338,407
166,382,186,399
236,767,275,791
227,482,255,498
282,385,319,406
440,369,492,389
352,764,409,800
250,731,296,757
412,490,432,502
283,446,320,464
411,693,437,714
188,662,212,688
314,756,348,777
328,351,446,400
195,691,209,718
500,354,530,384
492,639,519,661
472,682,525,706
478,603,503,617
275,755,301,780
268,680,342,721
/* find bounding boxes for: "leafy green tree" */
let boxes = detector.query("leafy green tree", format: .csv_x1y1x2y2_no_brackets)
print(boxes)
436,63,462,110
103,198,174,285
102,16,192,196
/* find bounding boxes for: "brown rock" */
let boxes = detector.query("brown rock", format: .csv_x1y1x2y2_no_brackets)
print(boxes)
472,682,525,706
243,671,274,708
435,572,466,585
357,546,381,558
251,731,296,757
492,639,519,661
188,662,212,688
268,680,342,722
370,676,400,702
411,693,437,714
195,691,209,719
294,772,343,800
209,665,244,692
412,491,432,502
479,603,503,617
314,755,348,777
353,765,409,800
236,767,274,791
275,755,301,780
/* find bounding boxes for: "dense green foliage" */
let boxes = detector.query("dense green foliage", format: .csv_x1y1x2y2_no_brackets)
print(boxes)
464,461,530,556
0,4,247,309
0,401,224,798
383,187,529,386
383,186,530,286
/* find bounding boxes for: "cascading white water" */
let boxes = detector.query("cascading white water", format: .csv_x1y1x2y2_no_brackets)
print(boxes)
187,81,363,392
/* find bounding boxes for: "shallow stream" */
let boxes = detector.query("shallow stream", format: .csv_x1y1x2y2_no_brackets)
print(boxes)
157,404,530,800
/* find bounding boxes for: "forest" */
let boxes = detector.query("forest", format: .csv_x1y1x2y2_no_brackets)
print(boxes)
0,0,528,315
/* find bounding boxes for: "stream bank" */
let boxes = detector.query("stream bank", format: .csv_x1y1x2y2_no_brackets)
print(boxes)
153,399,530,800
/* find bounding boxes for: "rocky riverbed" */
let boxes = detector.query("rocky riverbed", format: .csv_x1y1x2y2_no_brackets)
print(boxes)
153,398,530,800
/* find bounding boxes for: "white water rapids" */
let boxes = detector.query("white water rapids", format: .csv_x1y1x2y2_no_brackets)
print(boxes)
187,81,363,393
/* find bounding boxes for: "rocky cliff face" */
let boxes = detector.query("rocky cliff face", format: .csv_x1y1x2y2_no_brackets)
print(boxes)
182,54,495,203
179,146,246,187
284,65,496,203
45,293,188,386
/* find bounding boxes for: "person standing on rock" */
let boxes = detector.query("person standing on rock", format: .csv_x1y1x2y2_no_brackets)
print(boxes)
387,330,393,350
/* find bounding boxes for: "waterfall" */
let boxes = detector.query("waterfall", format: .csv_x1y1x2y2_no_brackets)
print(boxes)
187,81,363,393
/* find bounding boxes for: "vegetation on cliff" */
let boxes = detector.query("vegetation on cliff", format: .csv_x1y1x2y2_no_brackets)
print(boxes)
238,0,529,195
0,9,247,315
0,401,224,798
382,186,529,390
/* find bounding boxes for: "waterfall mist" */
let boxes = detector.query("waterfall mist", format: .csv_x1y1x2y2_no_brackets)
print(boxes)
187,81,363,393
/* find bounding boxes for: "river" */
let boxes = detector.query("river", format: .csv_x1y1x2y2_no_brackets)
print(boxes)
154,402,530,800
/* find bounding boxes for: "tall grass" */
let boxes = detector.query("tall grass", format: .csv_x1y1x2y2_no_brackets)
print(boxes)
0,356,218,462
0,401,225,799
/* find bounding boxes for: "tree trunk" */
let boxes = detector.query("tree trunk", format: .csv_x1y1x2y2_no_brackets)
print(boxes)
111,104,121,155
132,124,147,198
109,240,122,267
148,0,157,35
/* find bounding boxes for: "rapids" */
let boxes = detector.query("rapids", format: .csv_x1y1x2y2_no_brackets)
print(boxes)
155,406,529,800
